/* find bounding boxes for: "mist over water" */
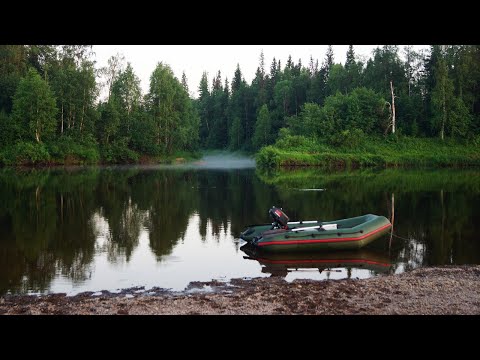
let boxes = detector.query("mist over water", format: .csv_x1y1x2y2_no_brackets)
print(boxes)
103,153,256,173
183,153,255,169
151,152,256,170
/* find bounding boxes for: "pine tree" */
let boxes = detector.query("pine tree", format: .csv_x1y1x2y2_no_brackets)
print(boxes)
326,45,334,72
308,55,317,76
181,71,189,93
0,45,27,113
229,116,244,150
232,64,243,92
253,51,267,108
286,55,293,70
345,45,355,70
224,77,230,98
270,57,277,81
197,71,211,146
259,50,265,77
212,70,222,91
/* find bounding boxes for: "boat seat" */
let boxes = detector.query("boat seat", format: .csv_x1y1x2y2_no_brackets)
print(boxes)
321,223,338,230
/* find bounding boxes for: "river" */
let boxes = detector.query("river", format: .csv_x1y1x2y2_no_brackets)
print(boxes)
1,154,479,295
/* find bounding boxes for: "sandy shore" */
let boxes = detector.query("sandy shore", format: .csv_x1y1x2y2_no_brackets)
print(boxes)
1,265,479,315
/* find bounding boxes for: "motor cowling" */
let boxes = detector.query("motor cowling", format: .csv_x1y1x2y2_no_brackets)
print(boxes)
269,207,290,228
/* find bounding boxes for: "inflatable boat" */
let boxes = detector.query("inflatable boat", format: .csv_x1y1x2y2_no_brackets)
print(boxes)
240,207,392,252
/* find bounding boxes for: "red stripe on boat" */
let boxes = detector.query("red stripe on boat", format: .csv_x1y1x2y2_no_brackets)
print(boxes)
257,223,392,247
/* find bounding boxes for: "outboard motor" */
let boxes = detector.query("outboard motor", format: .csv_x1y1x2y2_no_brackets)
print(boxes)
269,206,290,229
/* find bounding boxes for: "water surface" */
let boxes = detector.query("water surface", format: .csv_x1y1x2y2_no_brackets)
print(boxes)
1,156,479,295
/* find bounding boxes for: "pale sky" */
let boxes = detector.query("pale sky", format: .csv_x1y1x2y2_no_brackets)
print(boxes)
92,45,428,99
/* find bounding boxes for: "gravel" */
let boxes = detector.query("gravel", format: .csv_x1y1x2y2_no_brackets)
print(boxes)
1,265,479,315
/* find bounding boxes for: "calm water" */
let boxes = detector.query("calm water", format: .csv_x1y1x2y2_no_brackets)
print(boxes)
1,155,480,295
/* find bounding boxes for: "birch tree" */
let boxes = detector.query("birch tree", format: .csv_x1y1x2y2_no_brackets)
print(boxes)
12,68,57,143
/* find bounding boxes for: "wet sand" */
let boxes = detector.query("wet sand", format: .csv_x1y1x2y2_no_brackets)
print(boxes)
1,266,479,315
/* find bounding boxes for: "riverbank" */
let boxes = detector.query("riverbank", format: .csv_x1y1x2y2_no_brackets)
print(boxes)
256,137,480,168
1,265,479,315
0,139,202,167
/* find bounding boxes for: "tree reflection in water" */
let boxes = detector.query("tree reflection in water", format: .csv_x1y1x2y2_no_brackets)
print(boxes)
0,166,479,294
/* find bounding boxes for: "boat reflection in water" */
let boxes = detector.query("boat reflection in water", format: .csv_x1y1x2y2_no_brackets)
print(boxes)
240,243,393,278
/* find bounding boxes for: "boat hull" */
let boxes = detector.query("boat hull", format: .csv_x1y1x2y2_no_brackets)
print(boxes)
240,214,391,252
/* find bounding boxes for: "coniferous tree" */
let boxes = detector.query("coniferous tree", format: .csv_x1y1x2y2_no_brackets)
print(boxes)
325,45,334,73
197,71,211,147
308,55,317,76
0,45,27,113
2,44,480,166
345,45,356,71
181,71,189,93
229,116,243,150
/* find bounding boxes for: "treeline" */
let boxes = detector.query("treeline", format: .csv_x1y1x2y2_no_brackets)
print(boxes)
0,45,199,165
1,45,479,166
197,45,480,151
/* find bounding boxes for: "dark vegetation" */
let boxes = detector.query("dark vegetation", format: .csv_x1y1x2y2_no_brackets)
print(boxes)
0,46,199,165
1,45,479,167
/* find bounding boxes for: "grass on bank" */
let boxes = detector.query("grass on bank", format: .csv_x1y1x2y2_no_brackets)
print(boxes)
256,135,480,168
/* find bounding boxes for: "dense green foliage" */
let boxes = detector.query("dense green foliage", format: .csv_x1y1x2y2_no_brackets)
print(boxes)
12,68,58,143
256,136,480,168
0,46,200,165
194,45,480,167
1,45,479,166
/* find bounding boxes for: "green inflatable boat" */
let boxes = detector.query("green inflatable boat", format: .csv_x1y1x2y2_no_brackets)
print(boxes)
240,207,392,252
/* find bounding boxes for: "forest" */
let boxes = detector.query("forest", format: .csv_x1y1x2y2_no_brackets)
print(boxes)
0,45,479,166
0,45,199,165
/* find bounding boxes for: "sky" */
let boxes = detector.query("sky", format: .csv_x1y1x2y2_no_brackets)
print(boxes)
92,45,428,99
